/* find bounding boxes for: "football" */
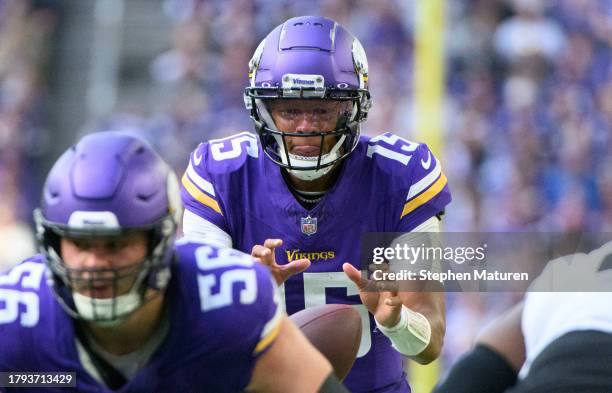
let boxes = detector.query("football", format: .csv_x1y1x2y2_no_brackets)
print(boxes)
290,304,362,380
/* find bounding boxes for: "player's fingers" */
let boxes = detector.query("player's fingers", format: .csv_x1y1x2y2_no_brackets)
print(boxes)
384,296,402,307
251,244,267,257
369,263,389,274
281,258,311,278
376,280,399,294
251,245,273,264
263,238,283,249
343,263,369,290
369,264,398,293
251,244,262,255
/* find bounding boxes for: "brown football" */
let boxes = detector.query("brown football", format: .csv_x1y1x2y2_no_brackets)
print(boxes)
290,304,362,380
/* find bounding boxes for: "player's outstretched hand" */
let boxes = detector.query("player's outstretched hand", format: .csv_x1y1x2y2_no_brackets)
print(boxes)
252,239,311,285
342,262,403,328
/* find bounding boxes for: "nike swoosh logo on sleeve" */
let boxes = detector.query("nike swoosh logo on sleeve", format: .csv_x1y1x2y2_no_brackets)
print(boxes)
420,151,431,170
193,150,203,166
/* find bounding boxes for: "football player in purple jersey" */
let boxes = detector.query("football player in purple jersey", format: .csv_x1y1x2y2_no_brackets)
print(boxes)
0,132,348,393
181,16,451,392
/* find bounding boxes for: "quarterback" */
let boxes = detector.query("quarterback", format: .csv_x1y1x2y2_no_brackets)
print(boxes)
0,132,348,392
181,16,451,392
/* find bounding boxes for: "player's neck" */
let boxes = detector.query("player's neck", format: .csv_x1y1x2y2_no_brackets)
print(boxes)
86,294,165,355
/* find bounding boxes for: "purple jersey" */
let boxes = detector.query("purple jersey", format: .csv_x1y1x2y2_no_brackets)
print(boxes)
181,132,451,393
0,241,280,393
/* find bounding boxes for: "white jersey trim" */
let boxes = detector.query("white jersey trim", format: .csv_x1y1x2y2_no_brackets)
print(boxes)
186,162,216,197
410,216,440,232
406,160,442,201
519,242,612,378
182,209,233,248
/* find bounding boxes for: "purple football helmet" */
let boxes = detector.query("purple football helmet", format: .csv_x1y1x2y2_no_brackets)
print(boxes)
244,16,371,180
34,131,181,324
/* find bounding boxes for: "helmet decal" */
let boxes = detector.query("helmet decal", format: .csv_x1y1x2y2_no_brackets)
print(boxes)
352,38,369,89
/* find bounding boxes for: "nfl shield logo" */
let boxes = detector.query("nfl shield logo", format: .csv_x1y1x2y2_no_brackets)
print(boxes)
301,215,317,236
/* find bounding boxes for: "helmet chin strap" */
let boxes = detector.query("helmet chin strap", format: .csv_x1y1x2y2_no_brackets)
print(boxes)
288,165,334,181
71,266,150,326
72,291,141,327
275,133,346,181
286,153,339,181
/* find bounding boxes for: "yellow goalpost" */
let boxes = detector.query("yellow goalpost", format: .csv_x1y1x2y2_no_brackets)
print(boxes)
408,0,445,391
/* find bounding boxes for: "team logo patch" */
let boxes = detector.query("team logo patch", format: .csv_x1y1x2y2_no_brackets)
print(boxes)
301,215,318,236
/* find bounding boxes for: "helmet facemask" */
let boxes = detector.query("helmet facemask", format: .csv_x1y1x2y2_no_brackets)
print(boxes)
255,95,364,180
35,210,176,327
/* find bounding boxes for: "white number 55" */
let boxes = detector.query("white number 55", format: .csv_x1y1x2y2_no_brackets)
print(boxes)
0,262,45,327
196,246,258,312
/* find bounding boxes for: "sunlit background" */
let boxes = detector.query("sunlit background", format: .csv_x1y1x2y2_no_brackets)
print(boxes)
0,0,610,390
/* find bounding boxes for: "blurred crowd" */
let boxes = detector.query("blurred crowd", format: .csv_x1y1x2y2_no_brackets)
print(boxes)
0,0,59,270
445,0,611,232
0,0,610,375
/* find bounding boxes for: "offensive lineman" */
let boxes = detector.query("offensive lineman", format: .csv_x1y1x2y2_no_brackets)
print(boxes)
0,132,348,393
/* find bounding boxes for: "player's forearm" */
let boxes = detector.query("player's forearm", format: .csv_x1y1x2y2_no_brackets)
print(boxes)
248,316,335,393
476,301,525,372
390,218,445,363
410,307,445,364
379,292,446,364
432,344,517,393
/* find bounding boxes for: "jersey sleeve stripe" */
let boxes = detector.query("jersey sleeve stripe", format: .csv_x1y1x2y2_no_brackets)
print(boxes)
181,173,223,215
253,315,282,354
186,162,216,197
401,172,447,218
253,279,284,355
406,159,442,201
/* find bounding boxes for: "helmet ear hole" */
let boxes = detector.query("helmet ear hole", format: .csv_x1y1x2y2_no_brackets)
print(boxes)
44,227,62,261
146,228,158,256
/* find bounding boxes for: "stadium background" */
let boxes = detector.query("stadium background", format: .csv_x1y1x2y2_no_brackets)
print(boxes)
0,0,609,391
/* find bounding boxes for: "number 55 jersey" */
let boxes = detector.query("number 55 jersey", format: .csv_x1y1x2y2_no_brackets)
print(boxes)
181,132,451,393
0,241,281,392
